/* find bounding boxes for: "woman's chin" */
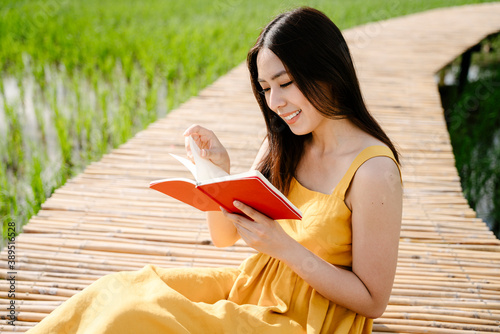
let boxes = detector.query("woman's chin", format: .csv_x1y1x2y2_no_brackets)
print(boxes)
288,125,310,136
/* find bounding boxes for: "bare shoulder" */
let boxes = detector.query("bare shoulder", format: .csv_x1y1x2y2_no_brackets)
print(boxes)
355,155,401,186
346,153,402,209
349,134,400,186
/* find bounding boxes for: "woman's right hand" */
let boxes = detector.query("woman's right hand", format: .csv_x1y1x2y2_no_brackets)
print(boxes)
183,124,230,174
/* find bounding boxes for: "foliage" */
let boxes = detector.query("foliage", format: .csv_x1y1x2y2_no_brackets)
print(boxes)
0,0,496,240
441,34,500,237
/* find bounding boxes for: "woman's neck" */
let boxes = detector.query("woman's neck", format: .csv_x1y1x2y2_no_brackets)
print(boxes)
309,118,363,157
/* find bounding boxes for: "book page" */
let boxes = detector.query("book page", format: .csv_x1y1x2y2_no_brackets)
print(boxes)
189,136,229,182
169,154,198,180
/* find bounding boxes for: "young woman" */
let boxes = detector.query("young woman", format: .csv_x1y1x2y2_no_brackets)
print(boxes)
27,7,402,334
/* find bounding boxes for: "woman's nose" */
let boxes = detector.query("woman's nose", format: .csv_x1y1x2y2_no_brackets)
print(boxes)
267,89,286,113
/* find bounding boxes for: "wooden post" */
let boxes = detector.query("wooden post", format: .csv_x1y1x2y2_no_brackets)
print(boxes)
458,43,481,95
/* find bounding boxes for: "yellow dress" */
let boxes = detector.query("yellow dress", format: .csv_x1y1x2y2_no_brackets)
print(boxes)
27,146,399,334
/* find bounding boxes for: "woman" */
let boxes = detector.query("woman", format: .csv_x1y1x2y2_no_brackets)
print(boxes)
27,7,402,334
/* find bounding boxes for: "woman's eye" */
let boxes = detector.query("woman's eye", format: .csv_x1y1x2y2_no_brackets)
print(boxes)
259,81,292,95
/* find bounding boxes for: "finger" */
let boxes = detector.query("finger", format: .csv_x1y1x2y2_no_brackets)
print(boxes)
187,136,214,162
185,132,211,160
200,147,219,159
233,201,270,223
226,213,254,241
183,124,214,140
184,126,209,150
183,124,204,137
221,206,252,226
184,128,216,155
233,223,253,245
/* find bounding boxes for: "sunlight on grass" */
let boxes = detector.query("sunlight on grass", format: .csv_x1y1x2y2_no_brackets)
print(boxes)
0,0,494,239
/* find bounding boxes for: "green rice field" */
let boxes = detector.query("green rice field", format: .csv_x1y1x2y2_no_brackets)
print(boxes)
0,0,496,241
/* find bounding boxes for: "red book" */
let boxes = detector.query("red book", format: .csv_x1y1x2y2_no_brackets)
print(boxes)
150,136,302,220
149,170,302,220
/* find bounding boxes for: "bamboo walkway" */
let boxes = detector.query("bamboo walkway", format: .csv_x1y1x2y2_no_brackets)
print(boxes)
2,3,500,333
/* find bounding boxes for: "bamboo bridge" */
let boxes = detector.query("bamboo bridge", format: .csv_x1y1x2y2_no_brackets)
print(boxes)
1,3,500,333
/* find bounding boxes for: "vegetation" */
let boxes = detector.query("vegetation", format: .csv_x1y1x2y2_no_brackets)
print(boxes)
0,0,496,242
440,33,500,238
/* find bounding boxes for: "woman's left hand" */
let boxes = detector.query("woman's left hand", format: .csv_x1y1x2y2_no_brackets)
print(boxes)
220,201,296,259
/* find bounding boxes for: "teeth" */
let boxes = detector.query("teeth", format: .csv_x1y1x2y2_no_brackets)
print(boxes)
284,110,301,120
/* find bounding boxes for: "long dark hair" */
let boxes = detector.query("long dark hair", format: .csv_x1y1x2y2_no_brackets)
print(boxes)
247,7,400,195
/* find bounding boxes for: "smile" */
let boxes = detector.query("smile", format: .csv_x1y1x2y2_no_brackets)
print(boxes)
282,109,301,121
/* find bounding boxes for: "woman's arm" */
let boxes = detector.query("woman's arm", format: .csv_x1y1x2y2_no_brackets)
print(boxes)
183,124,237,247
184,125,269,248
205,211,239,247
223,156,402,318
207,137,270,247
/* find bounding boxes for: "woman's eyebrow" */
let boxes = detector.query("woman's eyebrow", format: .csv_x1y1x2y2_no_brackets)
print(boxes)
258,70,288,83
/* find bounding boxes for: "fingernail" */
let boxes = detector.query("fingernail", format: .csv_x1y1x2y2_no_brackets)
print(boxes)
233,200,240,207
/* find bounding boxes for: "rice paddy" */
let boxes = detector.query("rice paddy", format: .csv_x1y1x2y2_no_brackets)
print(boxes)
0,0,495,243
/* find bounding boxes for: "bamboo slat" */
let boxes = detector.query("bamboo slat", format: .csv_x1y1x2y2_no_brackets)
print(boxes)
1,3,500,333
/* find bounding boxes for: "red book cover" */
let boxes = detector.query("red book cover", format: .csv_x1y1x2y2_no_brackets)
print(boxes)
149,136,302,220
149,170,302,220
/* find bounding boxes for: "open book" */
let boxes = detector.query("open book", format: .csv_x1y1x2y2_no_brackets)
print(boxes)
149,137,302,220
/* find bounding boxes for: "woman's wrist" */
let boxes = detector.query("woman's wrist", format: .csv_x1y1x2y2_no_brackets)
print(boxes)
275,235,304,264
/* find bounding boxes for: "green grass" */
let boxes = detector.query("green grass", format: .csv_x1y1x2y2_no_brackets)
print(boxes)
0,0,497,241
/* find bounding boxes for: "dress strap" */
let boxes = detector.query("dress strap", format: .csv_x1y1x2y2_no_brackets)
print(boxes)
333,145,401,200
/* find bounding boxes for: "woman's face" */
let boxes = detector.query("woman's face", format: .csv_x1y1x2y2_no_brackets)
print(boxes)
256,48,326,136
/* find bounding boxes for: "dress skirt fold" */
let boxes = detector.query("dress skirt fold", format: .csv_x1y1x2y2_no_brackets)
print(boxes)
27,146,399,333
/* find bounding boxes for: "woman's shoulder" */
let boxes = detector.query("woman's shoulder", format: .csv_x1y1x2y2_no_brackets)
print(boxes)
355,134,399,172
350,139,401,190
345,143,402,209
356,153,400,179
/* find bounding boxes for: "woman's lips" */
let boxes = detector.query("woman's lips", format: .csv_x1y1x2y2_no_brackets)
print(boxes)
281,109,302,124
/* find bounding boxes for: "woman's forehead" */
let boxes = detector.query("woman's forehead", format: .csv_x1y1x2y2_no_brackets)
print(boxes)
256,48,288,81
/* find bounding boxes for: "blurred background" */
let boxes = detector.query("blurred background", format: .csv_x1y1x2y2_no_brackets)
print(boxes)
0,0,498,242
